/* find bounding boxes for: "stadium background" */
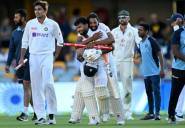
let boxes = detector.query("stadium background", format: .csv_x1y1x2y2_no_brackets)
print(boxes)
0,0,184,115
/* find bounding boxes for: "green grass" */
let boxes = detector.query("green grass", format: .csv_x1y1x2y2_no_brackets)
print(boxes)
0,114,185,128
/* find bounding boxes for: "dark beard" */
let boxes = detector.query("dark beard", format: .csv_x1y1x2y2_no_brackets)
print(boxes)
15,22,23,27
120,22,128,26
90,26,98,31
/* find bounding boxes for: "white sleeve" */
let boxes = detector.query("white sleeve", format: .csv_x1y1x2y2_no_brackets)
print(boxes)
21,22,29,49
111,29,115,37
54,22,64,46
100,23,111,33
134,28,142,44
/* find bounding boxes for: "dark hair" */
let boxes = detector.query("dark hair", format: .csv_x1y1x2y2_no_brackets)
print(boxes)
139,23,150,31
87,12,99,22
33,0,49,11
15,9,27,18
74,17,88,26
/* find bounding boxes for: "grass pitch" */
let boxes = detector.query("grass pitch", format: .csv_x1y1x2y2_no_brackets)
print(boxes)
0,114,185,128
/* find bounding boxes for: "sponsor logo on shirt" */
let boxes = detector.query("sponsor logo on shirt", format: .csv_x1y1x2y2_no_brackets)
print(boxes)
32,32,48,37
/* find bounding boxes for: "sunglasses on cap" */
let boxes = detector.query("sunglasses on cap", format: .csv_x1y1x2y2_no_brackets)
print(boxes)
118,16,129,19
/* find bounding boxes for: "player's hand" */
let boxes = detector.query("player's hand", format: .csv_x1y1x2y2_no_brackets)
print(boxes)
160,70,165,78
5,65,10,73
54,53,59,61
133,53,141,64
92,32,102,41
86,42,95,48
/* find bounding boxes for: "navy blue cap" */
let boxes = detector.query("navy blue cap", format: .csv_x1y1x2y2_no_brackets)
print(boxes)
168,13,183,22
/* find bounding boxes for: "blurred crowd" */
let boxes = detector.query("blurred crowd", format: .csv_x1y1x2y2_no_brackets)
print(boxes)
0,7,175,82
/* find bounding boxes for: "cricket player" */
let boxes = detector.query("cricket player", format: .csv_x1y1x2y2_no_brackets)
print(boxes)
169,13,185,121
19,0,63,125
111,10,141,120
87,13,125,125
69,17,100,125
87,13,111,122
5,9,36,121
168,13,185,124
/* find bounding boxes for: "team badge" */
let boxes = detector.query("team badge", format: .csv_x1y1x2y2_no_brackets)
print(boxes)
44,27,48,31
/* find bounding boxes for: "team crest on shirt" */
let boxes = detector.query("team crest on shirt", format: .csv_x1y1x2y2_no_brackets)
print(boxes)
44,27,48,31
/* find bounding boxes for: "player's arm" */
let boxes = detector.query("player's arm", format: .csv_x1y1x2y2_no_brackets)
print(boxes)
172,45,185,61
133,44,141,64
93,23,114,46
19,48,27,64
94,32,114,54
5,35,15,73
80,32,102,45
76,36,85,61
19,23,29,65
134,28,142,44
172,30,185,61
54,22,64,60
152,38,165,78
157,51,165,78
76,48,85,62
94,32,114,46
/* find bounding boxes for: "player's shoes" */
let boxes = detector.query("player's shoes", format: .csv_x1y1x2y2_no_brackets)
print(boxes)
125,112,134,120
48,114,56,125
168,116,176,124
35,118,48,125
31,113,37,121
88,117,99,125
155,115,161,120
140,113,155,120
175,115,184,122
126,115,134,120
16,112,28,121
102,114,110,122
68,118,80,124
116,115,125,125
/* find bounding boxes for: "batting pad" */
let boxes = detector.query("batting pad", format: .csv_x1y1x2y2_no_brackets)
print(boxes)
95,87,110,99
95,87,110,115
70,91,85,120
84,95,99,121
110,96,124,118
81,79,94,97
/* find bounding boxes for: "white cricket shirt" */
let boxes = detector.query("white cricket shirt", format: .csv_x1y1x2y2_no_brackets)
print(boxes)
87,23,110,40
22,17,64,54
111,23,141,62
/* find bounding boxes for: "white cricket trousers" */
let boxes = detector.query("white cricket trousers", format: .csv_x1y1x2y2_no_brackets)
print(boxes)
29,53,57,119
116,61,133,115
